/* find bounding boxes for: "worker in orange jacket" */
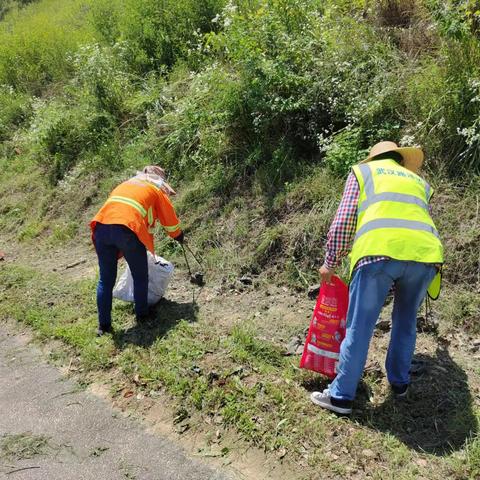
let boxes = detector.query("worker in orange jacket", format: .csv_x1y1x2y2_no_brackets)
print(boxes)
90,166,183,336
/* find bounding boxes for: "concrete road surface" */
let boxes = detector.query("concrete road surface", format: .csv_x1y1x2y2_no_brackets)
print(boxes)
0,324,233,480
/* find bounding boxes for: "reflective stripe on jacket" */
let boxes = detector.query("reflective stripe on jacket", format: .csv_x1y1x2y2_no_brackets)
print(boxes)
90,177,181,253
349,159,444,281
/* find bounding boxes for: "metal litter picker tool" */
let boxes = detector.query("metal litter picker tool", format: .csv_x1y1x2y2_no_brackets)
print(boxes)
181,243,205,286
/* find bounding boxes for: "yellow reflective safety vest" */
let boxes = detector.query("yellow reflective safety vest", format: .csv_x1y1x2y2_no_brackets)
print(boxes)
350,159,444,297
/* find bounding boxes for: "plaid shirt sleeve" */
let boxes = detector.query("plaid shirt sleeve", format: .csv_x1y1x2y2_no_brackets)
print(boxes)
324,172,359,269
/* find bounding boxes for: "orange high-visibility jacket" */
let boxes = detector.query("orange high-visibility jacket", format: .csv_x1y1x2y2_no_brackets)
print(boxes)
90,177,182,253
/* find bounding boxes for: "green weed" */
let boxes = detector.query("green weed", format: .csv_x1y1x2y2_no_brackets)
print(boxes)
90,0,226,73
449,432,480,480
48,222,78,245
254,225,286,266
0,86,32,141
17,220,47,241
323,127,369,177
438,288,480,335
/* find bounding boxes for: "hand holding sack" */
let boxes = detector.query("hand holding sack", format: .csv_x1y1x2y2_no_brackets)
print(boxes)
300,276,349,378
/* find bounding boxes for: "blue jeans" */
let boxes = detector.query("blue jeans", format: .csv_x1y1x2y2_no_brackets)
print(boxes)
329,260,437,401
94,223,148,328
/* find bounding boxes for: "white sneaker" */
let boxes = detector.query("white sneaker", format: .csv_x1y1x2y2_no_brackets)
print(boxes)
310,389,352,415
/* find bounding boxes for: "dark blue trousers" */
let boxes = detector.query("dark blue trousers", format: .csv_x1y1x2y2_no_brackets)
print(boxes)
94,223,148,328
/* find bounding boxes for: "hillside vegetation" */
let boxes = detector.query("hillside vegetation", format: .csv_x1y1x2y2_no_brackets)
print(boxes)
1,0,479,321
0,0,479,478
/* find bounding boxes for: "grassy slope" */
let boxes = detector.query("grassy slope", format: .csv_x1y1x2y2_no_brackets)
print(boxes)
1,152,480,480
0,0,480,479
1,247,480,480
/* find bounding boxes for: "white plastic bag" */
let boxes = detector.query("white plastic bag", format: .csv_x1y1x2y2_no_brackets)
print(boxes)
113,252,174,306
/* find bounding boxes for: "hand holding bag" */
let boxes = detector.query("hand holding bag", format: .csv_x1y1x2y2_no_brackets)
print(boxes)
300,276,349,378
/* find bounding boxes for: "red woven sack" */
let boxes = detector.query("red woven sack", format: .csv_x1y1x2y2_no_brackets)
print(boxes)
300,276,349,378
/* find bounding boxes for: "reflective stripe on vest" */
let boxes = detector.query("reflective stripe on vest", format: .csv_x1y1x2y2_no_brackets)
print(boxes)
163,223,180,233
357,163,429,213
106,196,155,230
355,218,440,242
106,196,147,217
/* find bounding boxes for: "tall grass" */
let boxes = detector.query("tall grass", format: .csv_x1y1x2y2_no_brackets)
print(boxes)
0,0,97,92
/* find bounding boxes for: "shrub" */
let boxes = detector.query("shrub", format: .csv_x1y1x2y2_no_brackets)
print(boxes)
70,43,134,118
322,128,368,177
315,15,403,144
131,0,409,195
216,0,327,162
182,2,403,181
0,85,32,141
28,97,118,183
91,0,226,73
155,64,244,177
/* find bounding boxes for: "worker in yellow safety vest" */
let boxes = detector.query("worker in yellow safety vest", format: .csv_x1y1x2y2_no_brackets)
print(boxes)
90,166,183,336
310,141,443,414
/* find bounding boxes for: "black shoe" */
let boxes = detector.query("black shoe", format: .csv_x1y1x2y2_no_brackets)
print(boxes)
97,325,113,337
391,383,409,398
136,306,156,324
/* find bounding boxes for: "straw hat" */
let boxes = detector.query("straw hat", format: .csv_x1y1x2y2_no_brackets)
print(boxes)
142,166,177,196
361,141,424,173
